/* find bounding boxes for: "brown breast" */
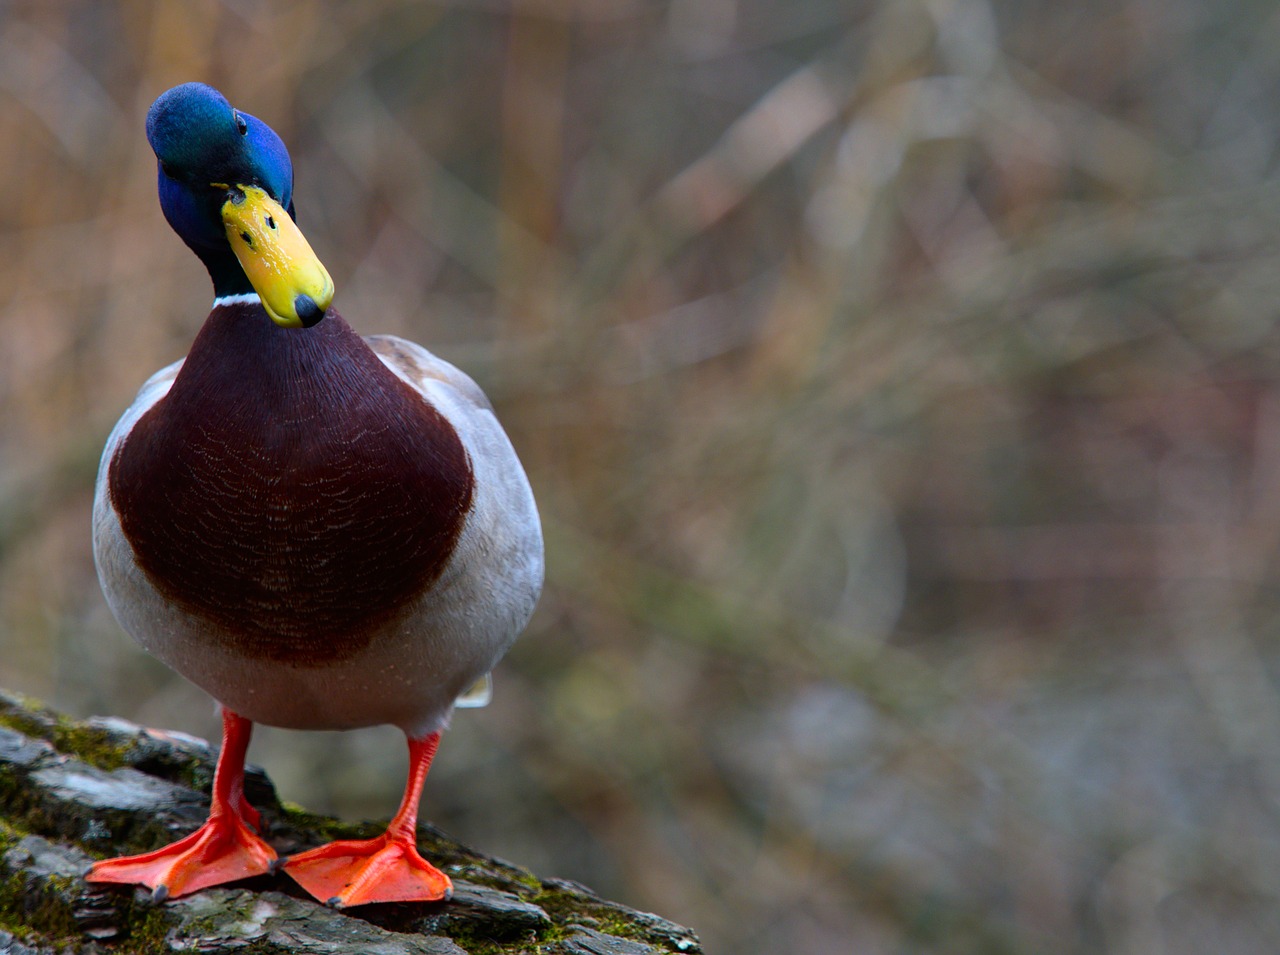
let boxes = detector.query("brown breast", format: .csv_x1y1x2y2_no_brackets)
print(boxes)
109,302,474,666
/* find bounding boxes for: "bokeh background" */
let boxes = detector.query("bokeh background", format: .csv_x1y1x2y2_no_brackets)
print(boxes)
5,0,1280,952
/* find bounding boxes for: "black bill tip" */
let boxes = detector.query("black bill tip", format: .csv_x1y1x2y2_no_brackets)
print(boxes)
294,294,325,328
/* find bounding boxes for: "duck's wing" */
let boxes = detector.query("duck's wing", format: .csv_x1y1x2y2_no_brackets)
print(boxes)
364,334,493,412
100,359,186,463
364,334,541,715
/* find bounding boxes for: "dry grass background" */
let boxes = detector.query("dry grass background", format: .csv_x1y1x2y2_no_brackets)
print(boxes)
4,0,1280,952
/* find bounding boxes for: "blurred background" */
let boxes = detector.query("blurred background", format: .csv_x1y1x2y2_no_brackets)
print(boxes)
4,0,1280,952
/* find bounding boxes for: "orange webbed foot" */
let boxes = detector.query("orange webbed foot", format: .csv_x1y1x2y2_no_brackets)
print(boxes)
86,709,275,900
285,730,451,907
87,811,276,900
284,833,452,907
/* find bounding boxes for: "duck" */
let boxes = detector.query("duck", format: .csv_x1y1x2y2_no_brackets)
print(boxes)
85,82,543,908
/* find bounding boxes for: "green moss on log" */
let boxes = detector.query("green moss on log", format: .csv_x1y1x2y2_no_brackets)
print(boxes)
0,691,701,955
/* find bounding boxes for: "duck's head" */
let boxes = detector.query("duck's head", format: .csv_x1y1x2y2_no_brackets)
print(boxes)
146,82,333,328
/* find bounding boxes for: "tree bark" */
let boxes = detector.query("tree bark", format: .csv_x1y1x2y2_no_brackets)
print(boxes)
0,689,700,955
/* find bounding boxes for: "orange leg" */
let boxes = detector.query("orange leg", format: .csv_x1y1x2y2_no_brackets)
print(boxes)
283,732,452,907
87,709,276,901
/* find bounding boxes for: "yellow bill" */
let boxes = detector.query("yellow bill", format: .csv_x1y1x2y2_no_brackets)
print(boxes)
220,185,334,328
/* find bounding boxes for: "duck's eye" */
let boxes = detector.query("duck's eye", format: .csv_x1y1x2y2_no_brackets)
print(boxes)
234,112,248,135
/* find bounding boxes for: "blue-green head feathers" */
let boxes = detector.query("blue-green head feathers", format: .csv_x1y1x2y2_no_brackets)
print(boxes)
146,83,294,253
145,83,301,297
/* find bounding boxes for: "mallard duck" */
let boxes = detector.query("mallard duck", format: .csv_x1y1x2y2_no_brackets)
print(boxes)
86,82,543,907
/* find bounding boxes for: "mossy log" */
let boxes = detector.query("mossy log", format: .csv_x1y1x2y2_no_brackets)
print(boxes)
0,689,701,955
